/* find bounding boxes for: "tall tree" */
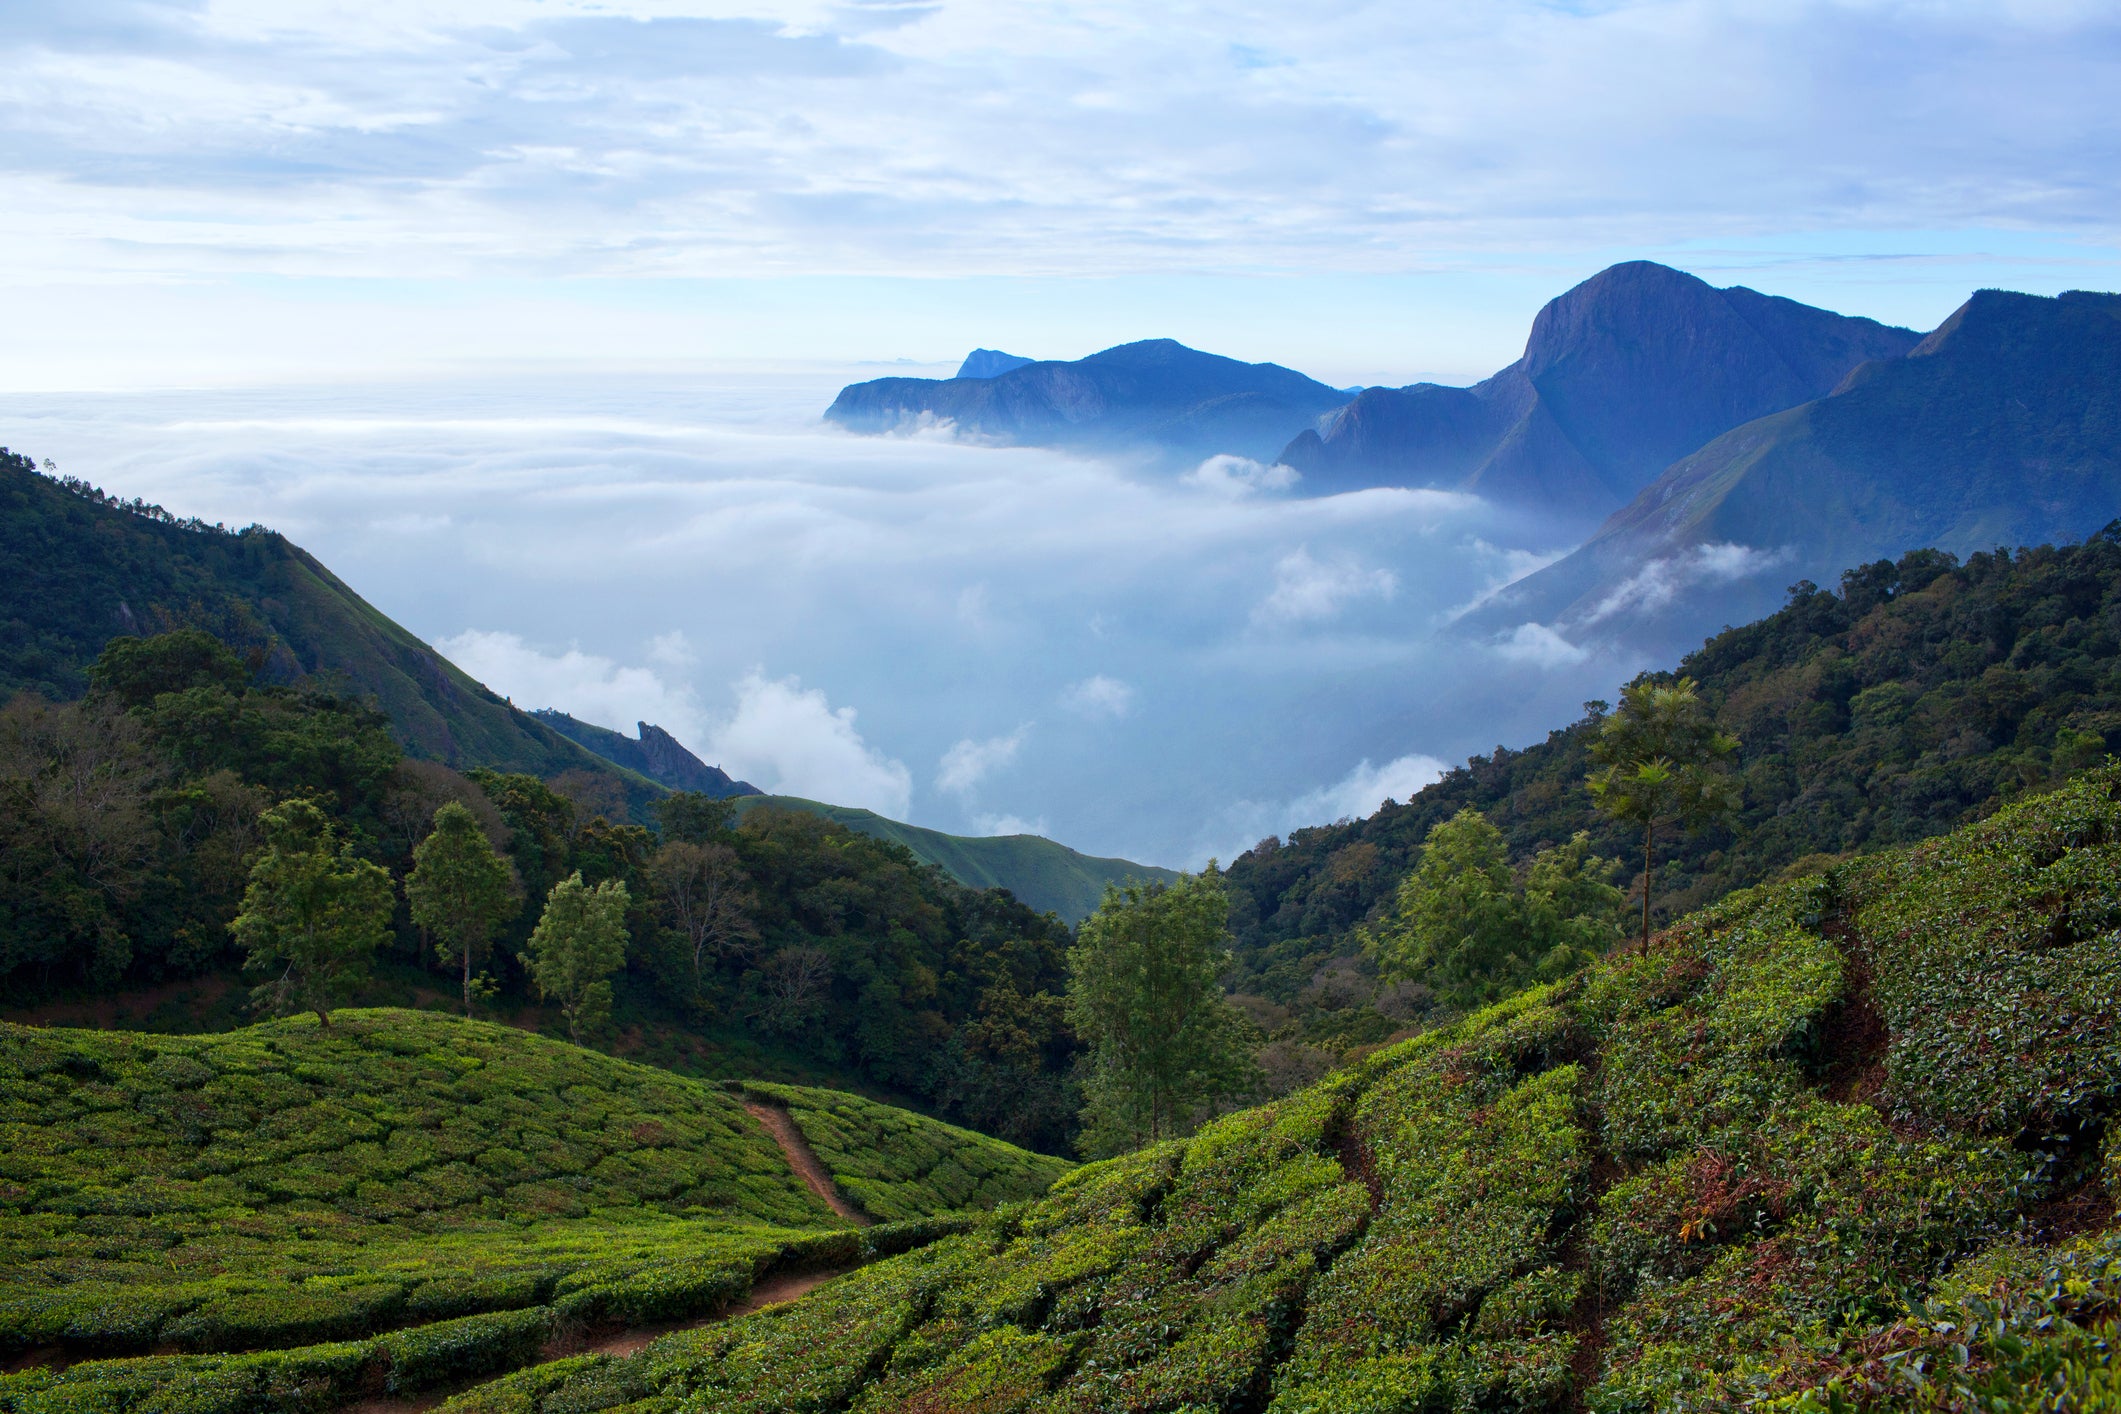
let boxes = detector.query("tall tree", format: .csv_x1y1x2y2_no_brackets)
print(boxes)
406,801,521,1015
229,798,394,1026
1587,677,1740,950
1066,870,1256,1157
649,839,758,1004
1366,808,1623,1011
522,872,630,1044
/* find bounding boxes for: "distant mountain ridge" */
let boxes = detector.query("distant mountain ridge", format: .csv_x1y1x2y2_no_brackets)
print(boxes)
534,710,761,798
825,338,1353,465
737,795,1179,923
1476,286,2121,649
1282,261,1921,519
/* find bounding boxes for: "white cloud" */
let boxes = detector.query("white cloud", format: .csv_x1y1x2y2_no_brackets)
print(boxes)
1254,547,1398,625
937,723,1032,797
712,670,913,818
1182,454,1300,498
1062,675,1135,720
438,629,707,743
647,630,697,669
1287,753,1450,827
973,812,1049,838
1583,542,1792,624
1492,621,1588,668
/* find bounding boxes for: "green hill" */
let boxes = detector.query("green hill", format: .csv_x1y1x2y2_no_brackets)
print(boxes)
0,1009,1068,1410
400,767,2121,1412
0,450,656,809
1224,528,2121,1052
738,796,1178,923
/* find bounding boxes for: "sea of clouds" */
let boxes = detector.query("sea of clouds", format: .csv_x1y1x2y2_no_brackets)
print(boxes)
0,369,1647,867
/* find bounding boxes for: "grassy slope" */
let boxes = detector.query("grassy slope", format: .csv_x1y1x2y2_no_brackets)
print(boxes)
0,457,659,812
444,767,2121,1412
0,1009,1071,1407
738,796,1178,924
732,1082,1074,1223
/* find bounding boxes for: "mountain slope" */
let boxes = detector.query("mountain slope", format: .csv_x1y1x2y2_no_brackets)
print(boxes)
1283,261,1920,519
0,452,655,800
956,349,1034,379
736,795,1178,923
825,338,1352,465
420,769,2121,1411
1479,287,2121,649
1223,529,2121,1036
533,710,761,798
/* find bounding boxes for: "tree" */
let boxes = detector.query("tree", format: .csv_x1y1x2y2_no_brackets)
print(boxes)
657,791,738,845
1065,870,1257,1156
522,872,629,1044
229,798,394,1025
406,802,521,1015
1587,677,1740,951
1365,809,1623,1011
649,839,757,1003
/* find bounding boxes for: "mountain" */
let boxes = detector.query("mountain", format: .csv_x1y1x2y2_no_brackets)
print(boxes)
534,710,761,797
1477,287,2121,649
0,451,657,804
1282,261,1921,520
737,794,1179,923
825,338,1353,465
955,348,1034,379
405,771,2121,1409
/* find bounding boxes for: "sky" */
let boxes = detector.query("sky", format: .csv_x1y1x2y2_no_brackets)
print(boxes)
2,0,2117,864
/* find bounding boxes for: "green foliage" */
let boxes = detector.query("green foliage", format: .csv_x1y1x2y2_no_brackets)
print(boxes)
1364,809,1621,1011
1588,676,1741,949
1066,871,1259,1154
734,793,1181,924
1224,530,2121,1040
0,1009,851,1362
523,874,630,1044
408,802,523,1016
431,768,2121,1413
730,1082,1073,1221
229,799,395,1025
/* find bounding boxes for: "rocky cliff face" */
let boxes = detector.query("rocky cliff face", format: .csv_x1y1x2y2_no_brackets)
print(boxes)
1469,287,2121,651
533,711,761,798
1284,261,1921,524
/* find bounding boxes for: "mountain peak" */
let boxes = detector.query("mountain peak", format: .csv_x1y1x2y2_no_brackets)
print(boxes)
955,348,1033,379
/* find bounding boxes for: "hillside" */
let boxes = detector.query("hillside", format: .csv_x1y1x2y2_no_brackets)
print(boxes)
0,1008,1067,1406
1282,261,1919,518
1224,529,2121,1050
0,451,655,806
533,710,760,798
390,769,2121,1411
824,338,1352,466
1482,287,2121,649
735,794,1179,923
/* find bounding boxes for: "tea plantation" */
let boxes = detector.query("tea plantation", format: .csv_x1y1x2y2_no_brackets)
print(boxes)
731,1083,1076,1224
419,767,2121,1412
0,1010,1071,1413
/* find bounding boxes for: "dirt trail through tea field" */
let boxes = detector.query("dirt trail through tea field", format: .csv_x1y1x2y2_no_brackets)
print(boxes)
742,1100,872,1225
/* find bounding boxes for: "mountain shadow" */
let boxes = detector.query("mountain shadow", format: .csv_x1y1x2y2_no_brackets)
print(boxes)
1282,260,1921,522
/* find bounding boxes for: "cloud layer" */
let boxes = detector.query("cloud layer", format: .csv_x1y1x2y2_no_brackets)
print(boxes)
0,1,2116,289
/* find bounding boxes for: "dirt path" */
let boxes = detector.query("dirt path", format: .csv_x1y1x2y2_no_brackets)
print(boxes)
743,1101,872,1226
340,1265,855,1414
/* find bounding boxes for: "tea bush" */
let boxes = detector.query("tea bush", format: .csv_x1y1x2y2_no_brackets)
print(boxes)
422,769,2121,1412
729,1082,1073,1221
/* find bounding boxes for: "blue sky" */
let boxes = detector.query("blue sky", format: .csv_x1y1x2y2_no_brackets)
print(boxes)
1,0,2116,386
3,1,2118,865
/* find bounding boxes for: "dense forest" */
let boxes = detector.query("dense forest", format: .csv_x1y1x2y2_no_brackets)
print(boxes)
1226,526,2121,1060
0,630,1081,1153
